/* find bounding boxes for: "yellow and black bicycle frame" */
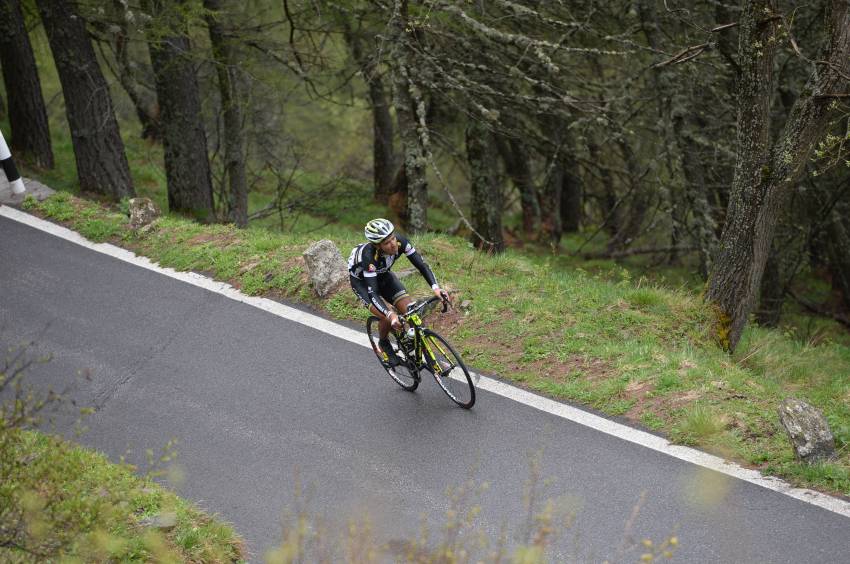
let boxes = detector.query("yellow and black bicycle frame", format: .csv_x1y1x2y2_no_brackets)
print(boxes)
408,313,451,374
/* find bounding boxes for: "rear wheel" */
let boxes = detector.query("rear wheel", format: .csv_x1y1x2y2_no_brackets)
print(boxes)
366,316,419,391
422,329,475,408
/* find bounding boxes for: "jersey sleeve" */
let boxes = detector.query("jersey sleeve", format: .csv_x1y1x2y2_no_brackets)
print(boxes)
399,236,438,289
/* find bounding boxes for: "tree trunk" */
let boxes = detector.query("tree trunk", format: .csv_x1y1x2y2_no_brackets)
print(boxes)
389,0,428,233
606,139,649,254
144,0,214,222
561,140,582,234
204,0,248,227
106,0,161,141
541,156,564,246
673,113,717,279
755,244,784,327
36,0,133,198
588,139,621,237
344,27,395,203
494,134,539,236
0,0,53,169
825,209,850,312
707,0,850,352
466,118,504,253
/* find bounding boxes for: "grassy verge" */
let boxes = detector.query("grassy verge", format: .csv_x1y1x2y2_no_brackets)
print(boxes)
0,428,243,563
16,191,850,497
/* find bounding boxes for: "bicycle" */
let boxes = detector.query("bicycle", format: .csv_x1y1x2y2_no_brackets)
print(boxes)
366,296,476,408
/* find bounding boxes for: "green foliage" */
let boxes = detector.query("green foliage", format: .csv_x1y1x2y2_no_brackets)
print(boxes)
0,430,244,563
672,405,726,446
0,344,244,562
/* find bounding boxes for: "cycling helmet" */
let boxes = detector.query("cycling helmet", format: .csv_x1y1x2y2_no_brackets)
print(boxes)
364,218,394,243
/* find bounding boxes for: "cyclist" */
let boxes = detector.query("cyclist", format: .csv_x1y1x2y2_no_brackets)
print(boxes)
349,218,449,366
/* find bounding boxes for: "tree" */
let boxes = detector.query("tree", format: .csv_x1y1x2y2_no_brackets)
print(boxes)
389,0,429,233
203,0,248,227
343,17,396,204
706,0,850,351
495,133,540,237
0,0,53,169
466,117,504,253
36,0,133,199
143,0,214,222
94,0,162,141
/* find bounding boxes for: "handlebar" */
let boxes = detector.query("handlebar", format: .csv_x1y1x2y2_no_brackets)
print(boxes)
400,296,448,320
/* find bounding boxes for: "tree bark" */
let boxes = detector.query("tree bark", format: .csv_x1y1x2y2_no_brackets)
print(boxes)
344,26,395,203
36,0,133,198
494,134,539,236
389,0,428,233
673,113,717,279
755,244,784,327
105,0,161,141
0,0,53,169
707,0,850,352
825,209,850,312
144,0,214,222
204,0,248,227
588,139,621,237
561,141,582,234
541,156,564,246
466,118,504,253
637,0,716,268
606,138,650,254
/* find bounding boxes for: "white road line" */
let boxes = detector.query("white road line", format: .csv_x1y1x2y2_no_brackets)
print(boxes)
3,204,849,519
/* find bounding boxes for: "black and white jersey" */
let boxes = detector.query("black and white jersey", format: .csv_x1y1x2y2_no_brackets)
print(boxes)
348,235,437,286
348,234,438,314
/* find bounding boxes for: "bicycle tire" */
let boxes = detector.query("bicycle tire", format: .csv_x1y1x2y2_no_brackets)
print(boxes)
366,316,419,391
421,329,475,408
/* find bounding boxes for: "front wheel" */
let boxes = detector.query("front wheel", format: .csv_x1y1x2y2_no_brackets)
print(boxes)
421,329,475,408
366,316,419,391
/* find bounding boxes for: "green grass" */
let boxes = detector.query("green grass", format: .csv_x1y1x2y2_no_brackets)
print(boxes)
672,404,727,446
0,429,243,562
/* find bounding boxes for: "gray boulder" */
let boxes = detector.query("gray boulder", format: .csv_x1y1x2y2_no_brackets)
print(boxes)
128,197,160,230
303,240,347,298
777,398,835,463
0,177,54,205
139,512,177,531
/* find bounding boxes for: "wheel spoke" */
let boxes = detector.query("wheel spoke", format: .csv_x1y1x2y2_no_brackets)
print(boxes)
367,316,419,391
423,332,475,408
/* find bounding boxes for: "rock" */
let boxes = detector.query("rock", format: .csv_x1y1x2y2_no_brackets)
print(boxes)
302,240,347,298
460,300,472,311
128,197,160,230
0,177,55,205
139,512,177,531
138,222,158,236
777,398,835,464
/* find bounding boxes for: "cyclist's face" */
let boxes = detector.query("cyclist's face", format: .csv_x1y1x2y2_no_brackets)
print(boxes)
379,234,398,254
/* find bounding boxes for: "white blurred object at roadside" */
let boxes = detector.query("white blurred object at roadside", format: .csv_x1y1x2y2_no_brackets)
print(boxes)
0,129,26,195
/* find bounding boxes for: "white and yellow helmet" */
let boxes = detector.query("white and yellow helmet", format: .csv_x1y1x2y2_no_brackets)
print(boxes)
364,218,394,243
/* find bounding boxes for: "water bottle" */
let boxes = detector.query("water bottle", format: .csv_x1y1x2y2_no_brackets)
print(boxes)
406,327,415,342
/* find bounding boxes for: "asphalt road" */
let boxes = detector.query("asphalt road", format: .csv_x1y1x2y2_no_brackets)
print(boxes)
2,213,849,562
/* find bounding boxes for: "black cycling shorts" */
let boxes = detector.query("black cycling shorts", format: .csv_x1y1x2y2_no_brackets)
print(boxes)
350,272,408,309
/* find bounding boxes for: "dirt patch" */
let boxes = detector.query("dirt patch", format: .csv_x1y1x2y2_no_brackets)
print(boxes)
622,388,703,425
185,231,242,248
457,318,617,382
429,306,466,335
